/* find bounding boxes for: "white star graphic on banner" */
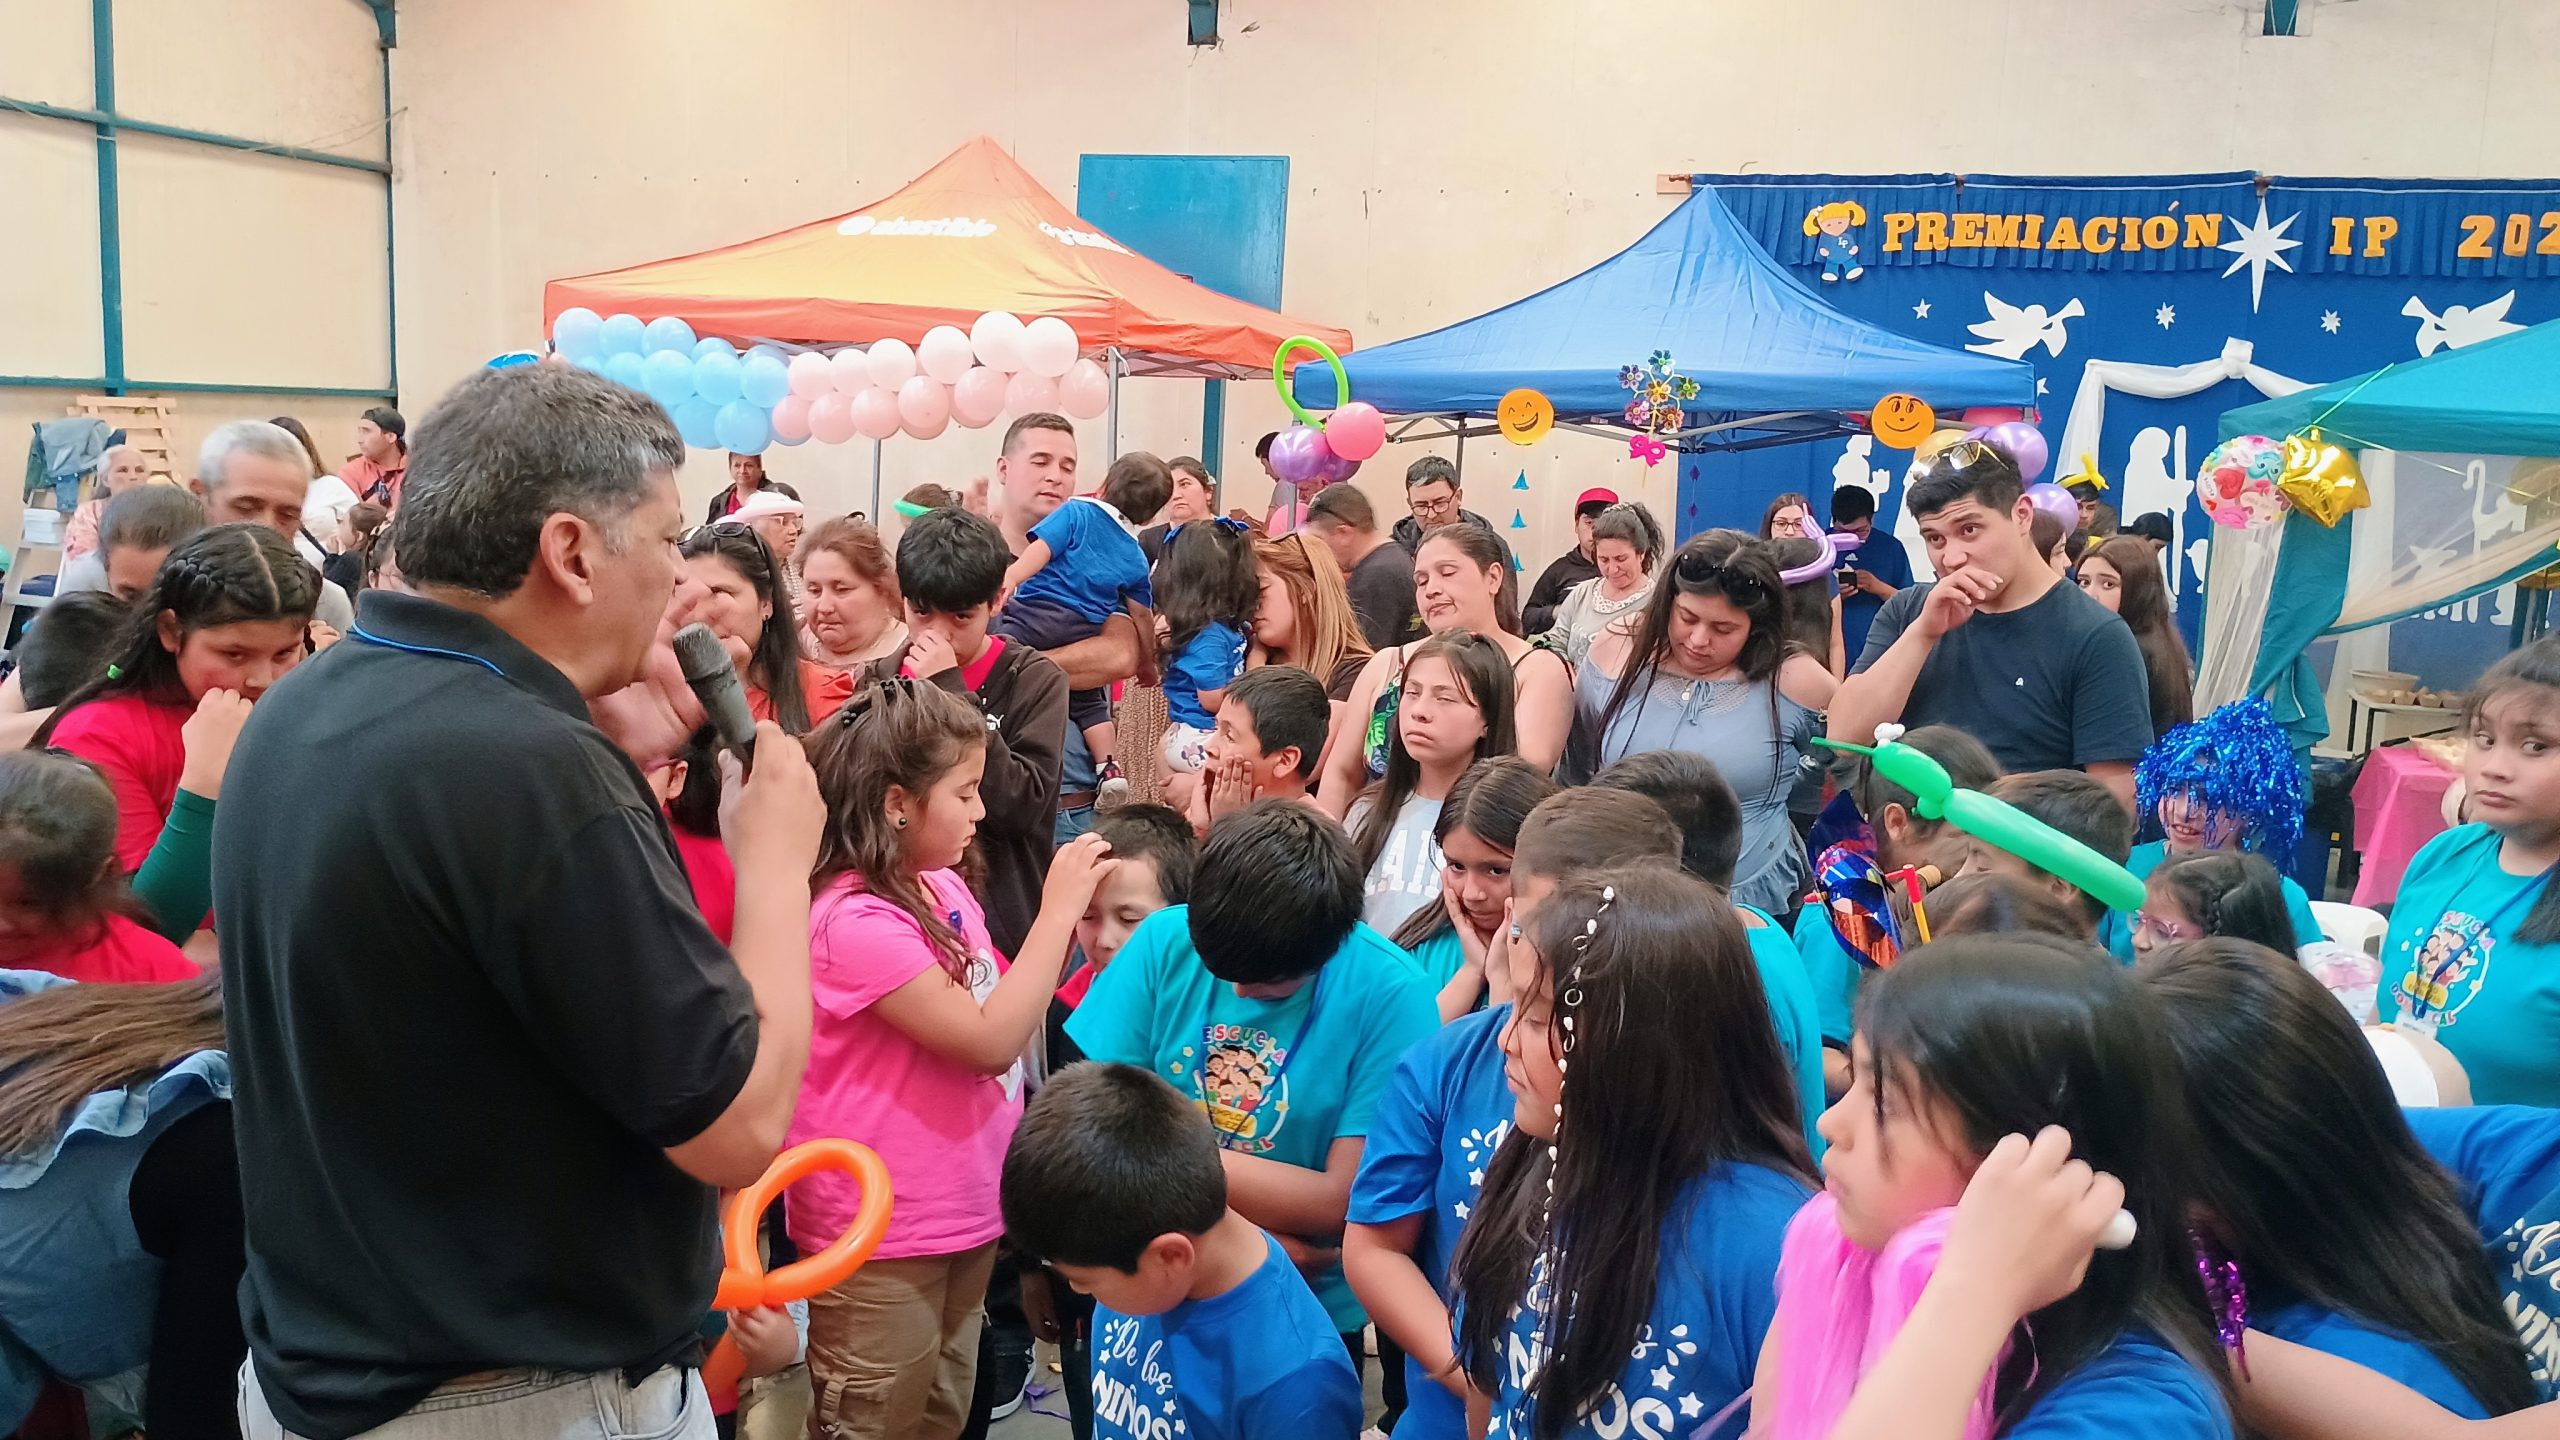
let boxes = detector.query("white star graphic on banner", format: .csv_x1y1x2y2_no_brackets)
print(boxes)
1913,299,1932,319
2155,304,2177,329
2321,310,2342,334
2218,199,2303,312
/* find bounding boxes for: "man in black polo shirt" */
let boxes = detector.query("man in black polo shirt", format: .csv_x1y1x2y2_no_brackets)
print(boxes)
219,365,825,1439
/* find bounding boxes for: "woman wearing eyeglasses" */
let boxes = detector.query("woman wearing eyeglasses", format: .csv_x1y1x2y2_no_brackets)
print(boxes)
1574,532,1837,918
1316,525,1574,814
681,522,853,731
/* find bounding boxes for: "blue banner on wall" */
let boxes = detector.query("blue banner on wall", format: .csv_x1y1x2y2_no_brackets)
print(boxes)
1683,172,2560,680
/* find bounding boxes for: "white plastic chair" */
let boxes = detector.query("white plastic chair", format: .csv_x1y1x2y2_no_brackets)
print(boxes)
2311,900,2389,958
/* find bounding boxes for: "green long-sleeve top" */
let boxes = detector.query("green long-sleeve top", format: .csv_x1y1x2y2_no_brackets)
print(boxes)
132,787,215,943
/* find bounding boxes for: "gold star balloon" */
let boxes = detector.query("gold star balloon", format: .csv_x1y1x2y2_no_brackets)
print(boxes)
2276,428,2370,526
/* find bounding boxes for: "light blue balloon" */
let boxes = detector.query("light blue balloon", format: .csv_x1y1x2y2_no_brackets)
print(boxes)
577,351,614,375
642,349,696,405
604,350,649,391
747,344,788,367
771,422,810,447
552,306,603,359
692,348,744,407
715,399,772,455
672,398,722,450
693,337,738,361
597,312,647,357
739,353,791,409
643,315,698,355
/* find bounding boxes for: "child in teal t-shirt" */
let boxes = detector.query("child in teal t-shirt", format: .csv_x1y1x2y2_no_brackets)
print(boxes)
2375,641,2560,1108
1066,802,1440,1337
2101,698,2319,960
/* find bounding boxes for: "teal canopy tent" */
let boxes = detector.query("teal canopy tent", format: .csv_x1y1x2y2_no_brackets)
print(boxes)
2220,318,2560,458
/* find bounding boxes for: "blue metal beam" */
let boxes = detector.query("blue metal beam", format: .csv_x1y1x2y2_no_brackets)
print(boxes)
0,94,393,174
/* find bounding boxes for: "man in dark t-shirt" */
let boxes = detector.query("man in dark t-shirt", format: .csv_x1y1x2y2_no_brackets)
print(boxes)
220,367,826,1438
1831,442,2153,808
1305,481,1421,649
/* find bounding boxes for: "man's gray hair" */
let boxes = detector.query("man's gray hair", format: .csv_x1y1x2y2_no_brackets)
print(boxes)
390,365,686,599
198,421,312,491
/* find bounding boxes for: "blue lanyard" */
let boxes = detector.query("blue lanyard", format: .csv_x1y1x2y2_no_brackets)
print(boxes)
2403,848,2558,1021
346,624,506,679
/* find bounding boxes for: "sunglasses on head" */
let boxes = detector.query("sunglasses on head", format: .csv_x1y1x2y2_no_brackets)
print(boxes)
1673,550,1768,606
684,520,757,544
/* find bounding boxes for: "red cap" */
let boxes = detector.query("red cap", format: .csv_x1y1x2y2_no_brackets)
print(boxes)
1574,487,1618,509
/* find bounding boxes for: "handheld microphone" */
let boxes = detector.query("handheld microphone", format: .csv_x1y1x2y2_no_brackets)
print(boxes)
672,623,758,768
2097,1210,2138,1251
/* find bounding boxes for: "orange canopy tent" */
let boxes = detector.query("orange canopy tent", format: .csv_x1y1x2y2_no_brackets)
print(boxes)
543,136,1351,380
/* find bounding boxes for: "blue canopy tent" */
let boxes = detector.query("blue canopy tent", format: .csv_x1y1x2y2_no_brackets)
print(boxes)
1297,185,2035,451
2197,316,2560,750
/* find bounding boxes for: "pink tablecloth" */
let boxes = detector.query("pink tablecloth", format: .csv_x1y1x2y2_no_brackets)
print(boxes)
2351,745,2459,906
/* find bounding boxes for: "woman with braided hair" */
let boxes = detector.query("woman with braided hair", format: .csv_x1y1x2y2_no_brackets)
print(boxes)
34,523,321,942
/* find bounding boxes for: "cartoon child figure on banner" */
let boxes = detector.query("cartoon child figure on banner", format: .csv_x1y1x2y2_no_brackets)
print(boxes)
1803,201,1869,282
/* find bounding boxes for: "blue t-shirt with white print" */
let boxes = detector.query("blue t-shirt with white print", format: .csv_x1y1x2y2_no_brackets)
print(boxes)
1019,495,1153,624
2406,1102,2560,1400
1089,1231,1362,1440
1485,1162,1808,1440
1348,1005,1517,1440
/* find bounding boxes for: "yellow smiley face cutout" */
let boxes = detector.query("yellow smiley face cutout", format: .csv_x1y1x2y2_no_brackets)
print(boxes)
1870,393,1938,451
1498,388,1555,446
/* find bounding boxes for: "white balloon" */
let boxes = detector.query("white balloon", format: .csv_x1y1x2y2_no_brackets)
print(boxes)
952,367,1009,428
865,338,919,392
918,325,975,386
1059,358,1111,419
827,348,870,396
970,311,1026,373
1019,316,1080,379
901,409,951,441
851,387,903,441
788,351,836,400
1006,369,1061,415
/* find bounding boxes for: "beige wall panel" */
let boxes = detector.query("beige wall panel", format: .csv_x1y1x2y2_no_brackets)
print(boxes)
0,114,107,377
117,134,388,388
0,0,95,107
113,0,386,163
389,0,2560,553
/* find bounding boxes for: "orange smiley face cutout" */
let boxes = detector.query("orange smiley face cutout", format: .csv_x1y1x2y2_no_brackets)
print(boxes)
1870,393,1938,450
1498,388,1555,446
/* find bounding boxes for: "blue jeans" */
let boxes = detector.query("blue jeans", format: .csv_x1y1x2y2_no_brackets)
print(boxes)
239,1360,710,1439
1053,805,1094,848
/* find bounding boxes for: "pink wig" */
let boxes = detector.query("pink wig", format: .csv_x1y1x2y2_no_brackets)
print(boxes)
1762,1192,2005,1440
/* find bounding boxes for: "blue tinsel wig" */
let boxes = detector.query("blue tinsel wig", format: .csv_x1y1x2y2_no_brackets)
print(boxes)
2134,697,2305,858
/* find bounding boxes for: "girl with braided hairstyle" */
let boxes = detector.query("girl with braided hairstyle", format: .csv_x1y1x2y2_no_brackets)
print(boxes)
34,523,320,942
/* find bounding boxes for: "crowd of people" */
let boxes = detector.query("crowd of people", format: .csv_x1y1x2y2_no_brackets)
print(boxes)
1,363,2556,1440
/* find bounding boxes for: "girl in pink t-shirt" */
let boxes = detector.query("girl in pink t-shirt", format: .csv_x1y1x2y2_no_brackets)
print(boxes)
0,750,193,984
790,678,1116,1440
35,524,319,943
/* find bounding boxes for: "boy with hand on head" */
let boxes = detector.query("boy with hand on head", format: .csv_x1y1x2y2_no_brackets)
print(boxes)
1185,664,1331,838
1067,801,1438,1377
1955,769,2137,942
997,453,1174,798
878,506,1070,962
1004,1063,1362,1440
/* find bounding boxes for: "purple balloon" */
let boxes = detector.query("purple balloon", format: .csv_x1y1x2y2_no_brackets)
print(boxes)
1268,425,1333,486
2023,482,2079,531
1317,449,1363,485
1983,420,2050,482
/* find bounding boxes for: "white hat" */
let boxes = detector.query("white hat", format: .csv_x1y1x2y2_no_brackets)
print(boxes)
732,489,805,524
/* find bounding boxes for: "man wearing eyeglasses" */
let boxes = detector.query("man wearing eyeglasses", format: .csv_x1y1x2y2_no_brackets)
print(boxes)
1389,456,1494,556
1829,442,2153,811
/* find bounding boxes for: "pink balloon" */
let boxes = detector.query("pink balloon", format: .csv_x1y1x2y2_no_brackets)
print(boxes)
770,393,814,443
1984,421,2050,481
1326,401,1387,462
851,387,903,441
1058,358,1110,420
1267,425,1333,486
827,349,869,395
788,352,835,400
951,366,1008,427
1961,407,2026,428
807,392,857,445
901,409,950,441
1005,369,1060,414
898,376,952,433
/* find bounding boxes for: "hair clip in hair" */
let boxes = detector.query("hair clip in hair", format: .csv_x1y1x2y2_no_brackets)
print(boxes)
105,664,123,681
1211,515,1249,535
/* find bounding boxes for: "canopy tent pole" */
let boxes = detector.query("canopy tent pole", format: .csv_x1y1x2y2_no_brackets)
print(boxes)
1105,347,1125,463
870,439,883,520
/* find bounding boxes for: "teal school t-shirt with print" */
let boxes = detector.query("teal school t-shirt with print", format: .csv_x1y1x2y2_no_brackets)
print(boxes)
2098,840,2327,962
1066,906,1441,1331
2376,824,2560,1108
1793,904,1863,1048
1739,906,1827,1160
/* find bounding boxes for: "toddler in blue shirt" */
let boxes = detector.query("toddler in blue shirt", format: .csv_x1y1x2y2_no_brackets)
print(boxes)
999,452,1173,793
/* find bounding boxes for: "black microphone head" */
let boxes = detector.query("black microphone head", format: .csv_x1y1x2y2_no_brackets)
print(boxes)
672,623,732,683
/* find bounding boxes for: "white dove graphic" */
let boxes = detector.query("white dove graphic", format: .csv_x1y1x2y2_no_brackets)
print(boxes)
2402,291,2528,357
1965,292,2087,360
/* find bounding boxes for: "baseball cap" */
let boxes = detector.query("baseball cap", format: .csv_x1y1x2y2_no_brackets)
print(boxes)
1574,486,1618,515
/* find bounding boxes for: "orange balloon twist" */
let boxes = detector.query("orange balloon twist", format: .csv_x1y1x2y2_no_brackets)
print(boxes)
701,1139,894,1396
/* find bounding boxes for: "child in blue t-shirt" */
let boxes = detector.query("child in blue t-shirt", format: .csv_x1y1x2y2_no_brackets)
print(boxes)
2379,639,2560,1108
2141,939,2537,1419
1592,749,1828,1156
1347,789,1702,1440
2406,1103,2560,1403
1066,801,1440,1369
1452,864,1814,1440
2100,698,2324,961
999,452,1173,793
1002,1062,1362,1440
1150,518,1260,811
1769,933,2233,1439
1796,725,2000,1097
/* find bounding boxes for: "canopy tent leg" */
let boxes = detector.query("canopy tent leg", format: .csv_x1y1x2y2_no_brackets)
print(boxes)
870,439,883,520
1202,379,1226,486
1105,347,1124,464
